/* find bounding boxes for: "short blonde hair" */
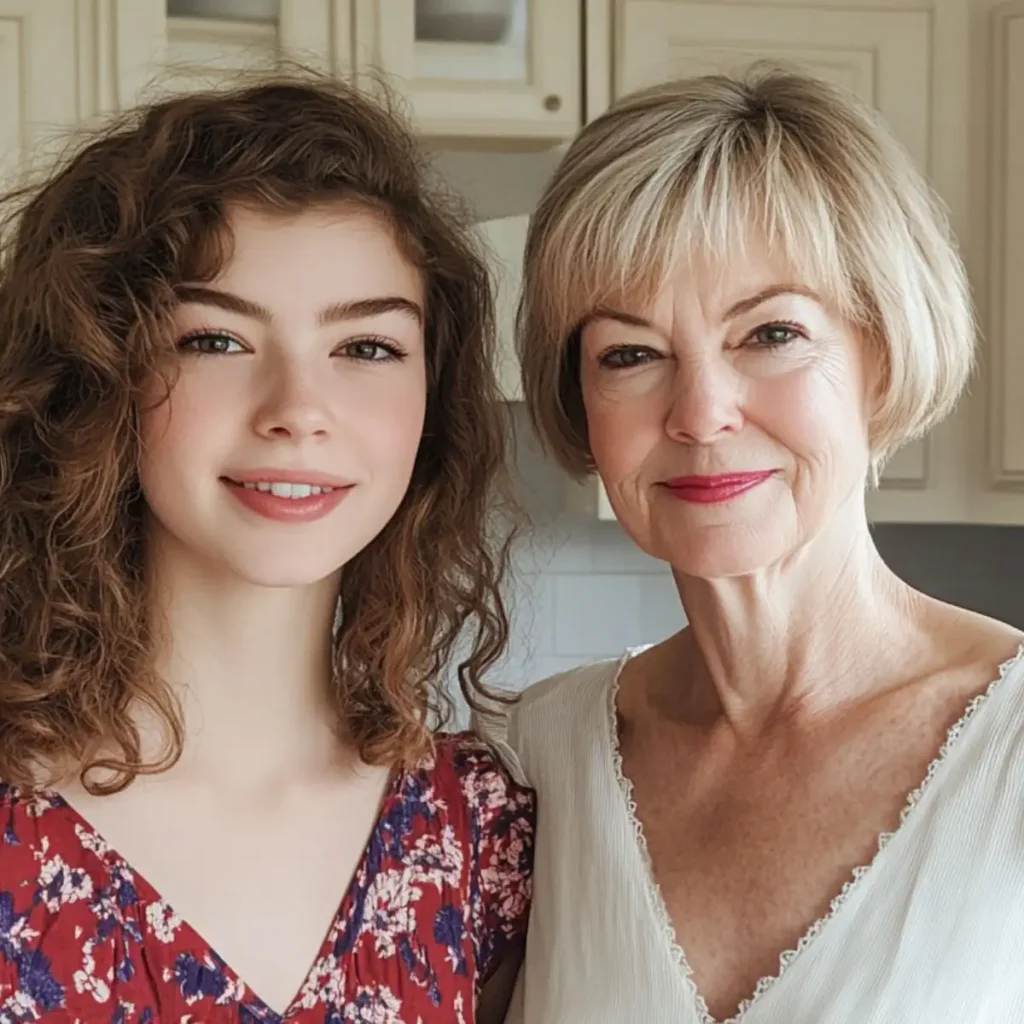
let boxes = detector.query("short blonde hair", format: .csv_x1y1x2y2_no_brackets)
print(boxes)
518,64,974,477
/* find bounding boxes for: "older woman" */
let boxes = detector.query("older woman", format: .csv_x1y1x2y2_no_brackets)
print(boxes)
480,66,1024,1023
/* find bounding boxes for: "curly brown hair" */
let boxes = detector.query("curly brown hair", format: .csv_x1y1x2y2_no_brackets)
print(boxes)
0,70,516,794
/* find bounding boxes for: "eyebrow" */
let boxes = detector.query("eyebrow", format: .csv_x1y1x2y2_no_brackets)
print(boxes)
175,285,423,326
583,284,821,330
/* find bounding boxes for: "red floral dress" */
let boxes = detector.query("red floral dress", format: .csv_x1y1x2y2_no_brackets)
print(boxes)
0,733,535,1023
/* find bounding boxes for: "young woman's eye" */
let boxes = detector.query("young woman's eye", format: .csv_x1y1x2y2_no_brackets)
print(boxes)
598,345,660,369
178,330,245,355
749,322,805,349
341,338,405,362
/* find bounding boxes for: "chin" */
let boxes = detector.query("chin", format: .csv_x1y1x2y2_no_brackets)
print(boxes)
650,524,792,580
200,533,358,589
221,553,347,589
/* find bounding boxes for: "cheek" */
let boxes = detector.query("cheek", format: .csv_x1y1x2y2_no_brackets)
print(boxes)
581,367,670,482
350,371,427,474
140,375,222,452
751,357,868,461
137,375,237,501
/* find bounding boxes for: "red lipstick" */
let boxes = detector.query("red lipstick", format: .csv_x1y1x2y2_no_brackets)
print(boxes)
662,471,776,504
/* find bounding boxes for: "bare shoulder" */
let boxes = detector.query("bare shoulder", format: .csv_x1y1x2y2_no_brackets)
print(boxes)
918,597,1023,696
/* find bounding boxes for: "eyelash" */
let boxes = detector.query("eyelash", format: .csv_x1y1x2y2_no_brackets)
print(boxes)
752,320,805,349
177,329,245,355
176,329,407,363
597,320,807,368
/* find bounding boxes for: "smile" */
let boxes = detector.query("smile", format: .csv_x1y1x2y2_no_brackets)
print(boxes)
237,481,335,499
223,477,354,523
662,471,777,505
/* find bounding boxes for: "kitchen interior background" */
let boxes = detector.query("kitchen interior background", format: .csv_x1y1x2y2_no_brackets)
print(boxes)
154,1,1024,720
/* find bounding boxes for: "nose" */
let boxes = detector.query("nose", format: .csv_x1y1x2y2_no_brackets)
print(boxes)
664,355,744,444
252,359,334,441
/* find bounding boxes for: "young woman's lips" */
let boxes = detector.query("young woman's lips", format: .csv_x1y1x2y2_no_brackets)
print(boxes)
662,471,776,505
222,472,354,524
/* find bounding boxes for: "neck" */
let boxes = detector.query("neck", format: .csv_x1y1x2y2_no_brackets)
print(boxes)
143,532,345,787
673,497,919,731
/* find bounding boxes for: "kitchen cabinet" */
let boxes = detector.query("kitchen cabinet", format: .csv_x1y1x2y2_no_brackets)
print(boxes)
987,1,1024,495
352,0,581,141
162,0,352,90
161,1,581,140
0,0,164,193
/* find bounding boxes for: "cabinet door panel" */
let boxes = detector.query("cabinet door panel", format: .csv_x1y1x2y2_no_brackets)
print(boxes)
162,0,351,95
0,2,80,190
988,3,1024,489
354,0,580,140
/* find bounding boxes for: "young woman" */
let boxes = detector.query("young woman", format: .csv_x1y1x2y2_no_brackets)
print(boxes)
0,74,533,1023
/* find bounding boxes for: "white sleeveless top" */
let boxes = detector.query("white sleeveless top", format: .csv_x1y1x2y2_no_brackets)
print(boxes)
477,645,1024,1024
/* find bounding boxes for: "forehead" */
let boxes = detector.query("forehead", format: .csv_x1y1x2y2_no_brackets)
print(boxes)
586,232,835,328
210,204,424,306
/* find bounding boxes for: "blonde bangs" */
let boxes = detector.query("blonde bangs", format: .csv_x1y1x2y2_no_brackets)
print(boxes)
535,121,866,340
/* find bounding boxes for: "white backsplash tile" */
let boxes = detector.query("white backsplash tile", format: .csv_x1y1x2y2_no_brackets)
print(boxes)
553,573,644,656
638,572,684,646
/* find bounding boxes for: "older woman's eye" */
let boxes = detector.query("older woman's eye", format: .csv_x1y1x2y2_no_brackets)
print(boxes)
598,345,659,369
750,322,805,349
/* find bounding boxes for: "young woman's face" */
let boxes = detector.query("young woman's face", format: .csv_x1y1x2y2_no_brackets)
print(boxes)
138,204,427,588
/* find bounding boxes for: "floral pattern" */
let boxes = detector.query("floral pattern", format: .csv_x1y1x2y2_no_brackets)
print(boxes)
0,733,534,1022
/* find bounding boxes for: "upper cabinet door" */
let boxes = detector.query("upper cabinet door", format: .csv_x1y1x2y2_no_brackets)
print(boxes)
162,0,352,90
987,2,1024,494
616,0,933,495
354,0,581,141
0,0,165,192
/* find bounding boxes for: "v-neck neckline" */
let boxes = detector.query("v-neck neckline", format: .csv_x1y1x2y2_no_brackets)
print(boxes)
602,642,1024,1024
45,766,405,1021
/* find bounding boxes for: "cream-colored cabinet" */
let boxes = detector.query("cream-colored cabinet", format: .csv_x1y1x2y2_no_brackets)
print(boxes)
569,0,1024,524
160,2,580,139
985,1,1024,505
0,0,164,192
352,0,581,141
162,0,352,90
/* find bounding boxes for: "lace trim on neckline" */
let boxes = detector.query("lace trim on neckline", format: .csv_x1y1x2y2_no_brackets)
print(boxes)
605,642,1024,1024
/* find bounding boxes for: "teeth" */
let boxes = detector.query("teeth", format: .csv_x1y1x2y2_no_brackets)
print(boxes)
240,481,333,499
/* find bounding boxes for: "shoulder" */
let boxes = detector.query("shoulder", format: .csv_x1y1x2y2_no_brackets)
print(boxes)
472,653,636,777
431,731,535,826
0,783,111,915
516,655,631,716
0,784,76,856
921,605,1024,700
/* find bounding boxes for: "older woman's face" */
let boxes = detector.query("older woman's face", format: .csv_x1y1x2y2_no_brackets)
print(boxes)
579,240,873,578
